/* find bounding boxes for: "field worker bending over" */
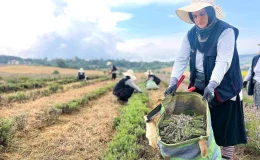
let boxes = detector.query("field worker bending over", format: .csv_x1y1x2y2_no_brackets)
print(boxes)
243,47,260,109
145,70,161,85
164,0,247,159
106,61,117,80
77,68,87,80
113,70,142,102
144,70,161,90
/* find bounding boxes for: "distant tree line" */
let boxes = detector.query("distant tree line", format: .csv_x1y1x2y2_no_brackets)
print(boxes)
0,55,174,71
1,53,256,71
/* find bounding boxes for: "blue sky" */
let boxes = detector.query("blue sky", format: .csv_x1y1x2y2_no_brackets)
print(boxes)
112,0,260,61
113,0,260,38
0,0,259,61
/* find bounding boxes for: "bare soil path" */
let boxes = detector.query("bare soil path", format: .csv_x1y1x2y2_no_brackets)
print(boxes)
0,80,113,119
2,89,122,160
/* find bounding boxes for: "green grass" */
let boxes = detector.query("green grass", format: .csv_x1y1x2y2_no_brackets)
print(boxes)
0,118,14,146
243,108,260,154
103,86,149,160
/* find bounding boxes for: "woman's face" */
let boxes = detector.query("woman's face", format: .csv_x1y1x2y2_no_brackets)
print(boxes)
192,8,208,29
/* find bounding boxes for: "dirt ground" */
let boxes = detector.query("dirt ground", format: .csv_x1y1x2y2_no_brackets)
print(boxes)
0,80,114,123
1,72,259,160
1,80,81,99
1,91,122,160
0,65,104,75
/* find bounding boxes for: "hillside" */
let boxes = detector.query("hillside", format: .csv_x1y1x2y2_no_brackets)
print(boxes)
0,53,257,71
0,55,174,71
239,53,258,70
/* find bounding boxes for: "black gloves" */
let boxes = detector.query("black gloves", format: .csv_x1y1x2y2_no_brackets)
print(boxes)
202,81,218,103
243,81,248,88
164,77,178,96
164,85,177,96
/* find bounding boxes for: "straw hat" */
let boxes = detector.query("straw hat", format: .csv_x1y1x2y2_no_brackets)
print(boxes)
106,61,112,66
123,70,137,80
78,68,84,72
176,0,225,24
144,70,154,76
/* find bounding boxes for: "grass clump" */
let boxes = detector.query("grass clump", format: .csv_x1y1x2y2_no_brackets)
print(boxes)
14,114,27,131
34,107,62,128
0,118,14,146
7,92,27,102
48,83,63,92
52,70,60,74
244,109,260,153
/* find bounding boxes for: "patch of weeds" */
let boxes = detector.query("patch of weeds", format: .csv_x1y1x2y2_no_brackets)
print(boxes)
52,70,60,74
14,114,27,131
0,118,14,146
35,107,62,128
48,83,62,92
103,86,149,160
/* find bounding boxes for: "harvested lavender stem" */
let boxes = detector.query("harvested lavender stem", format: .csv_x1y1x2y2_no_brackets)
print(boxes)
159,114,206,144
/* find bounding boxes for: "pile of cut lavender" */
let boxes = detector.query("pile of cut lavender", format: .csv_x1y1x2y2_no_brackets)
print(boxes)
159,114,206,144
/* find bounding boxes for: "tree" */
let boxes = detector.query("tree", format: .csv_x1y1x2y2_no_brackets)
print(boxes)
56,59,67,68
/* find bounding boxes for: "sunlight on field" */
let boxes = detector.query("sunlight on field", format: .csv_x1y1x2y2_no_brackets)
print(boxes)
160,67,172,73
0,65,104,75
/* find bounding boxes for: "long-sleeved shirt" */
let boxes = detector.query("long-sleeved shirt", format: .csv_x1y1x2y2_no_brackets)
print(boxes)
244,58,260,83
171,28,235,84
170,28,242,101
125,78,142,92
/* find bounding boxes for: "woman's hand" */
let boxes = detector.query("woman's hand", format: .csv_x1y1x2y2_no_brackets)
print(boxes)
164,77,178,96
202,81,218,102
164,85,177,96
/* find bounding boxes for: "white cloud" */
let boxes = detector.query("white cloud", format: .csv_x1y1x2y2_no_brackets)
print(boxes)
0,0,57,52
0,0,132,57
62,0,132,32
102,0,189,7
116,33,186,61
237,37,260,54
116,33,260,62
168,15,177,18
0,0,256,62
60,43,67,48
97,12,133,32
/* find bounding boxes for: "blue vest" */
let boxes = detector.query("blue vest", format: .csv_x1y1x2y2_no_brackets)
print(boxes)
188,20,242,102
248,55,260,95
112,65,117,72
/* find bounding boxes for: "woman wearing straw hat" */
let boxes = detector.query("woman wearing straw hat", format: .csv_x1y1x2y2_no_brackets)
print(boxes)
164,0,247,159
77,68,86,80
106,61,117,80
243,45,260,110
113,69,142,102
144,70,161,85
